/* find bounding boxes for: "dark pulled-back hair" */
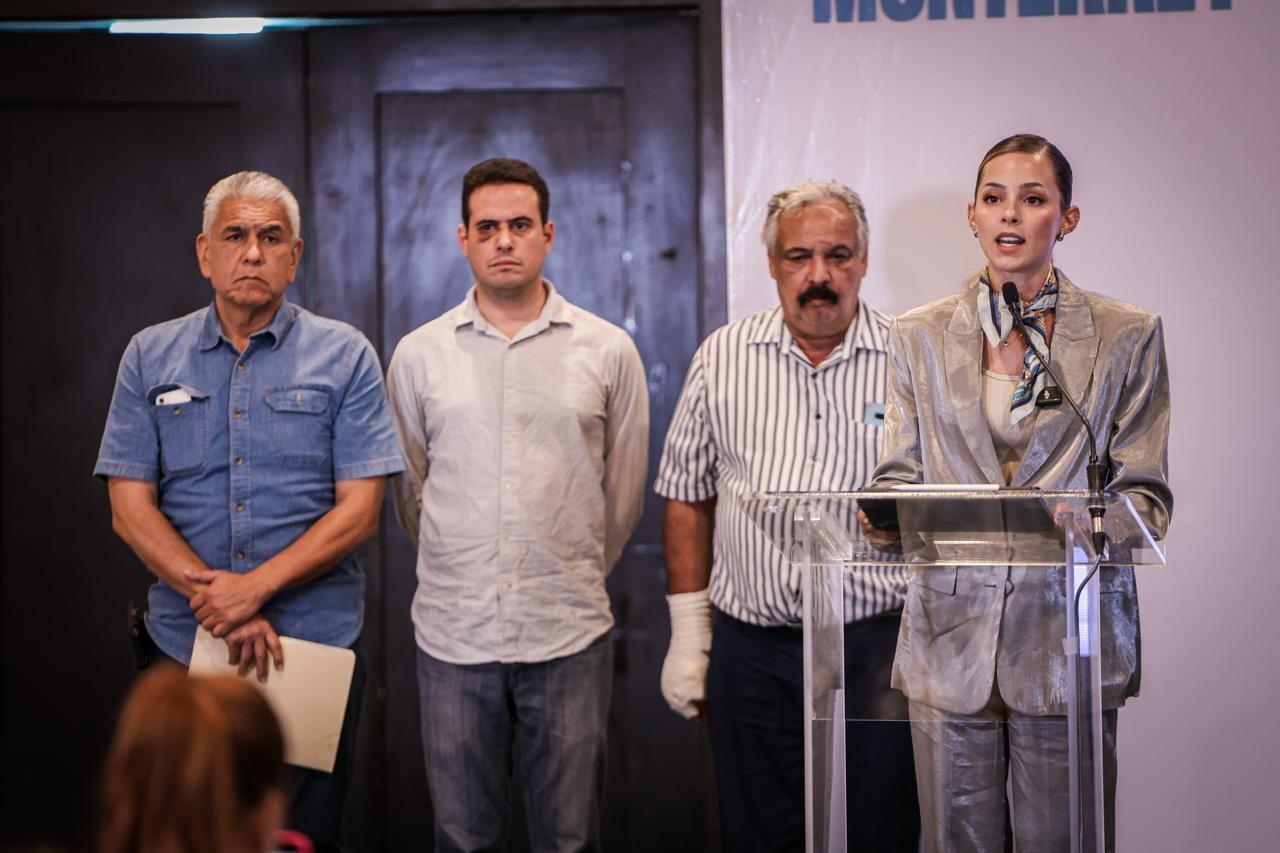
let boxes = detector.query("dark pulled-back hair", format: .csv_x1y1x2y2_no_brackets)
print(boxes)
975,134,1074,211
461,157,550,226
99,665,286,853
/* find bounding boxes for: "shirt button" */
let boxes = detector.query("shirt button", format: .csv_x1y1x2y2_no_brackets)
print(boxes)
815,413,822,420
502,483,512,493
235,457,243,466
503,582,513,591
506,388,515,396
236,550,245,560
810,371,818,379
172,407,182,416
503,533,512,541
505,435,514,445
235,502,244,512
237,362,246,372
234,410,243,420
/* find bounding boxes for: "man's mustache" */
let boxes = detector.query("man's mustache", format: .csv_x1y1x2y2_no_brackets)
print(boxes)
797,284,839,307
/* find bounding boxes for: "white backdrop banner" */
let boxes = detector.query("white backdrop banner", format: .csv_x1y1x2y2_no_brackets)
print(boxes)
722,0,1279,849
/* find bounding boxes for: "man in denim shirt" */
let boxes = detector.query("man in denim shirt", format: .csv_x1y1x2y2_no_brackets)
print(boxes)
94,171,403,851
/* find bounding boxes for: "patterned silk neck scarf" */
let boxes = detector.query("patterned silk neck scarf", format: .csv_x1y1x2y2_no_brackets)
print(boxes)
977,267,1058,425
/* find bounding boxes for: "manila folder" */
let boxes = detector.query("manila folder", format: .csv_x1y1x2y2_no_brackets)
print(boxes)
189,628,354,773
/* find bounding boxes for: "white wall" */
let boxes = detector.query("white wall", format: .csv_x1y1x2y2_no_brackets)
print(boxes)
723,1,1280,848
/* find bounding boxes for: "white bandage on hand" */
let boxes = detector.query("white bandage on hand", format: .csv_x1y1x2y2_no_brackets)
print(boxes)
661,588,714,720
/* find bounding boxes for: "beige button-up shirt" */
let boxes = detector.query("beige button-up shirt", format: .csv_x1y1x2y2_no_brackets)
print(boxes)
387,282,649,664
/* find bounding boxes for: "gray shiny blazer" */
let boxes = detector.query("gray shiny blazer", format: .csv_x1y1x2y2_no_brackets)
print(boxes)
872,271,1173,716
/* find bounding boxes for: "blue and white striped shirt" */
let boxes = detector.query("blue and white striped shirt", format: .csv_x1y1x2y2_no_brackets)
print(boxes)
655,303,906,626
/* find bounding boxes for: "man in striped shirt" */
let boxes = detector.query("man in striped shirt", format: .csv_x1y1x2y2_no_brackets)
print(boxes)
655,180,919,851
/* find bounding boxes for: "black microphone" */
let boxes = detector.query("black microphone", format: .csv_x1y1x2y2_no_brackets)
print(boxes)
1001,282,1107,557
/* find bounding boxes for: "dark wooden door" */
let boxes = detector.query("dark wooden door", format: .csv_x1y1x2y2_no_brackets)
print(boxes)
0,32,306,848
309,13,711,852
1,13,714,851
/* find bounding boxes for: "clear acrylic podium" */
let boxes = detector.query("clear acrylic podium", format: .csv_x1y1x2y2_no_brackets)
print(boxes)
740,488,1165,853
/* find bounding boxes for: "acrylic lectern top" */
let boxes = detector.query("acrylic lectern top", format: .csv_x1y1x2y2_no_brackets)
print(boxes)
739,487,1164,568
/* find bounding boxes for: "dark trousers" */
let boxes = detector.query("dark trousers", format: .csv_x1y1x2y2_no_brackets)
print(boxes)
288,646,365,853
152,638,365,853
706,609,919,853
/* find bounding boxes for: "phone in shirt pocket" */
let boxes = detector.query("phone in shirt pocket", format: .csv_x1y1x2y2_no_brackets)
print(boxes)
148,383,211,475
265,385,333,468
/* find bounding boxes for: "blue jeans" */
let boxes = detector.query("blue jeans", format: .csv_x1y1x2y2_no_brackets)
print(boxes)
416,635,611,853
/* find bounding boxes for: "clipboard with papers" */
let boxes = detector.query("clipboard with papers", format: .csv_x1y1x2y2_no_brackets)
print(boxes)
189,628,355,773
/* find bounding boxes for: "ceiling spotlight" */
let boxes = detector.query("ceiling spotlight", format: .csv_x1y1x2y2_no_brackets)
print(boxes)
108,18,270,35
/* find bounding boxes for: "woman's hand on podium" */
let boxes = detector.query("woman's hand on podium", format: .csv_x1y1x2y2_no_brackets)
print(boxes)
857,508,901,550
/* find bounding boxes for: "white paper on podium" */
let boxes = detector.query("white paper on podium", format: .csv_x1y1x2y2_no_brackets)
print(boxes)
188,628,354,773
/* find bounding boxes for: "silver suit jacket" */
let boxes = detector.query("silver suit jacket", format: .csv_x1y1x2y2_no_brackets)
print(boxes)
872,271,1173,716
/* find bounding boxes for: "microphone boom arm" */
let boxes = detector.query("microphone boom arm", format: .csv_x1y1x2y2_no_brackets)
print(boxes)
1000,282,1108,557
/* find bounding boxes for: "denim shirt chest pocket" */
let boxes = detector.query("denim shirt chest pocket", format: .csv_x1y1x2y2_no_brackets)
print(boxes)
265,385,333,468
153,386,212,475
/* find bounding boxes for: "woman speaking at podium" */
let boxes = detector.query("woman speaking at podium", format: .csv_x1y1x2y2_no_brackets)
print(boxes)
870,133,1173,852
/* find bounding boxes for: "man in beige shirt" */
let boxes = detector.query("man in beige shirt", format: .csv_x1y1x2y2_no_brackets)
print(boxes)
386,157,648,852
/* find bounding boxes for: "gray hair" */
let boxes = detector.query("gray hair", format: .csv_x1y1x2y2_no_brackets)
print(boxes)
761,179,868,258
202,171,301,238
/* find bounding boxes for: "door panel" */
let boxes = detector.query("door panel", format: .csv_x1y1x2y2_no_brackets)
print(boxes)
376,86,629,850
378,89,626,337
311,13,709,852
0,100,244,846
0,32,305,847
1,14,712,850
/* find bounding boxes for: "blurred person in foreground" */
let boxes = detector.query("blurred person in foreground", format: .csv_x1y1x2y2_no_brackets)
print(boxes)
870,133,1173,852
99,665,289,853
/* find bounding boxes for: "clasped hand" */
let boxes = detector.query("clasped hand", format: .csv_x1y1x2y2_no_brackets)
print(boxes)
185,569,283,681
224,615,284,682
185,568,268,637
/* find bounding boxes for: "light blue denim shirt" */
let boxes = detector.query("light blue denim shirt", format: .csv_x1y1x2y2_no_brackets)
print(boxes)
95,300,404,663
